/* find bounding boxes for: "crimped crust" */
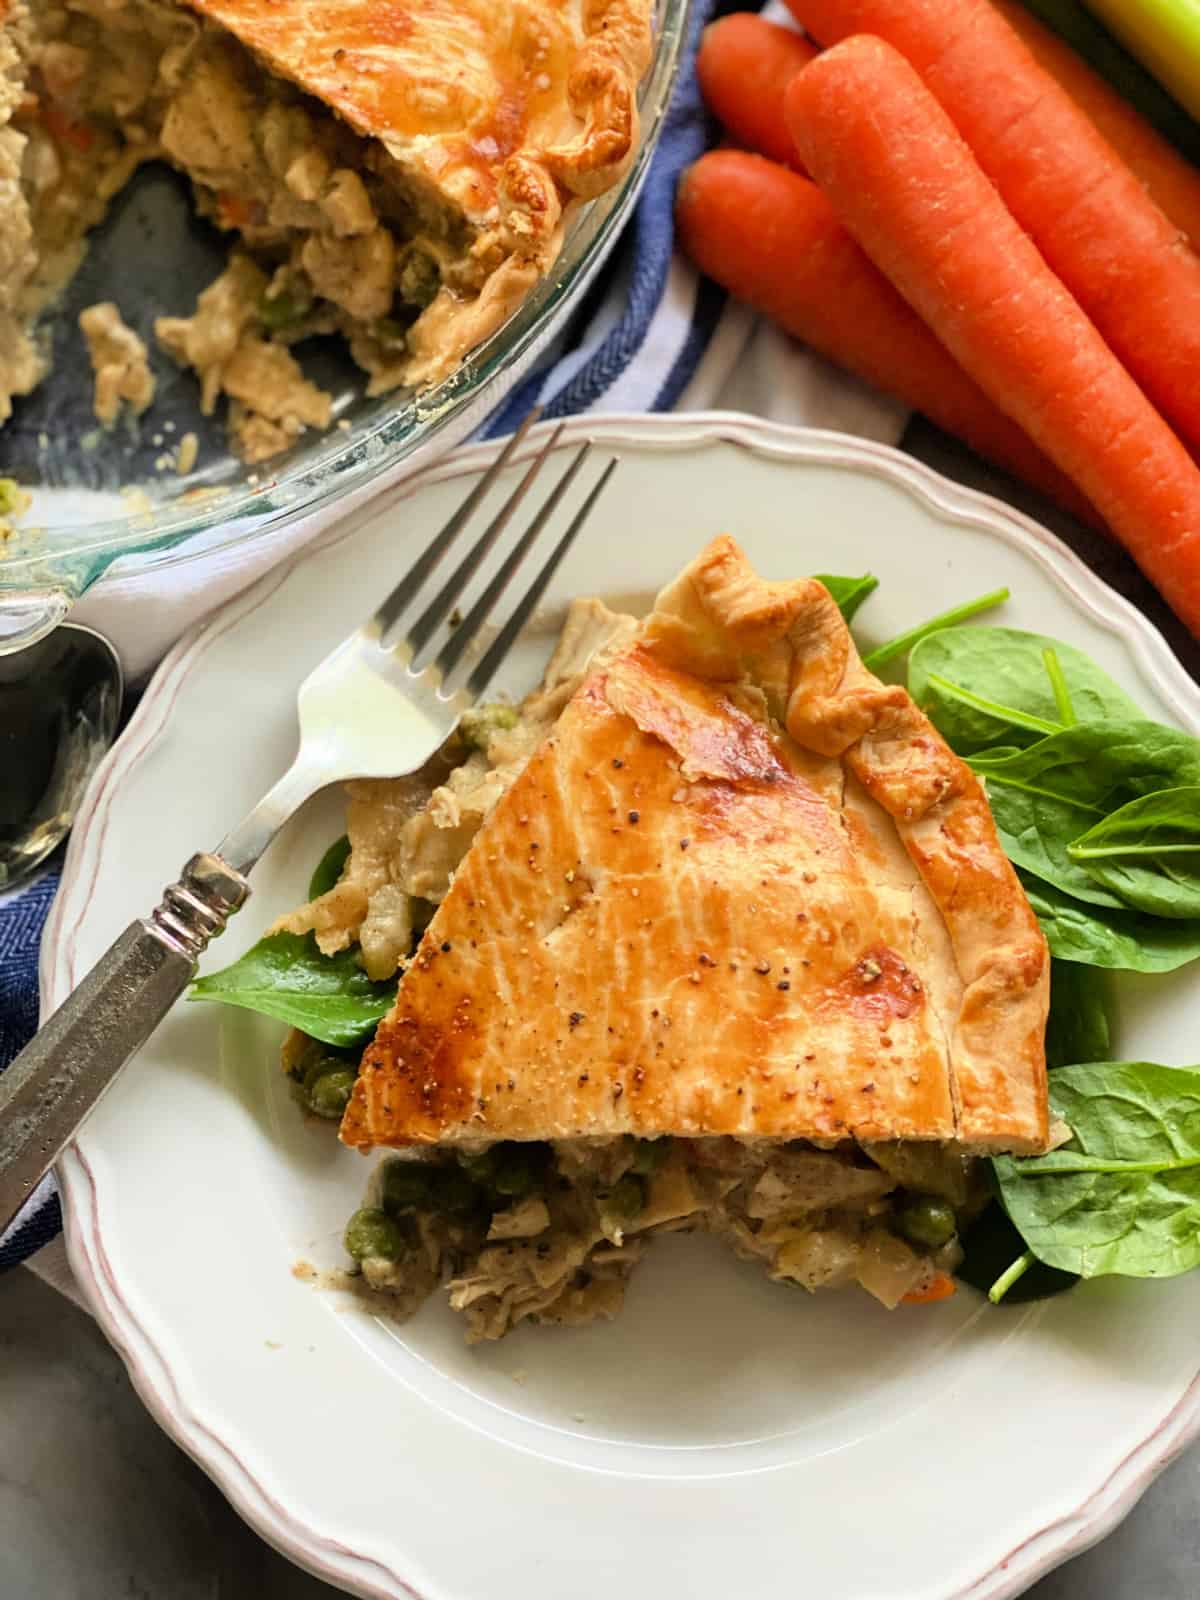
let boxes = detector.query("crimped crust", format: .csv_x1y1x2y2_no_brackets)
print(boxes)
183,0,653,379
342,537,1050,1155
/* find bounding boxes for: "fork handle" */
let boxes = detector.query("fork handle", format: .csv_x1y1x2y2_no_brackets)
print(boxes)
0,853,249,1235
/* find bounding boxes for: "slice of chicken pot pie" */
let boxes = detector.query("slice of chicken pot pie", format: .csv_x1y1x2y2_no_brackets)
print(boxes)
0,0,651,455
282,537,1050,1341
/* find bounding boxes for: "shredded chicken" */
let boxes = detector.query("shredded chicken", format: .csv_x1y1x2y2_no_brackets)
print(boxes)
156,254,333,456
79,300,155,424
346,1136,979,1343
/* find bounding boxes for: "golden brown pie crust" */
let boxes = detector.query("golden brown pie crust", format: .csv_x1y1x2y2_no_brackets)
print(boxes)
183,0,652,233
341,537,1050,1155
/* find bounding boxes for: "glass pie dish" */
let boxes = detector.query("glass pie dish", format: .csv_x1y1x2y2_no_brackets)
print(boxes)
0,0,689,653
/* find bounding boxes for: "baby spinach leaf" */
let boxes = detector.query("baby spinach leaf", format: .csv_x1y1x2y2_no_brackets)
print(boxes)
969,721,1200,909
1041,648,1076,727
956,1200,1078,1303
909,626,1140,754
924,678,1061,739
1068,787,1200,920
1018,872,1200,972
1045,959,1111,1070
814,573,878,624
308,834,351,901
860,587,1008,673
994,1062,1200,1279
188,932,396,1047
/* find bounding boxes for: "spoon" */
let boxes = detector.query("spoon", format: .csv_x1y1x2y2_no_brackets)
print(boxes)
0,624,123,891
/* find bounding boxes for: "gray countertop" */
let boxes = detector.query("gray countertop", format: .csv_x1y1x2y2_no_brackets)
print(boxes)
2,420,1197,1599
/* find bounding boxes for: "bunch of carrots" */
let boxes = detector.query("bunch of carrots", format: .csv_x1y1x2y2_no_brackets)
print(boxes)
676,0,1200,637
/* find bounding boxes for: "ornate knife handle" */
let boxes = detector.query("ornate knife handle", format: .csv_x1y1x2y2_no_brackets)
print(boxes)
0,853,250,1234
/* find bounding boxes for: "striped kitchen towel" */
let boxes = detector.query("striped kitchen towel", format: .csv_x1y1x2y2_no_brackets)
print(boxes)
0,871,63,1269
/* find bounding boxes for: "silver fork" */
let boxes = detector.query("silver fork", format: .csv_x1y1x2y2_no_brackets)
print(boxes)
0,414,617,1232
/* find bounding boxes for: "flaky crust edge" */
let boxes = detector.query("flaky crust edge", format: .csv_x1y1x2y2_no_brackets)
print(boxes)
642,535,1051,1153
410,0,654,377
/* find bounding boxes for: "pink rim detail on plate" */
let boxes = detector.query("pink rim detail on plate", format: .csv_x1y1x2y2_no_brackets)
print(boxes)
41,412,1200,1600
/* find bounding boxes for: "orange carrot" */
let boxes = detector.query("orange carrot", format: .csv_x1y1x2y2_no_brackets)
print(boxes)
39,102,95,154
676,149,1098,527
786,37,1200,636
783,0,1200,454
216,191,255,229
696,15,817,169
993,0,1200,249
903,1273,957,1305
700,0,1200,251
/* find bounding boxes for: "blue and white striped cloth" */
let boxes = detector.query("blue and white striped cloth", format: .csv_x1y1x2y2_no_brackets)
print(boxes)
0,0,906,1280
0,872,63,1269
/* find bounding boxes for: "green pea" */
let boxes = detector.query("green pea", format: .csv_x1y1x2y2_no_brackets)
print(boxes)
301,1052,343,1095
381,1160,435,1215
434,1164,484,1217
492,1144,547,1199
897,1195,958,1250
602,1175,645,1221
308,1068,355,1120
628,1138,669,1176
0,477,26,516
457,1146,502,1185
344,1208,405,1263
372,316,410,345
259,289,311,330
400,249,440,309
460,703,520,751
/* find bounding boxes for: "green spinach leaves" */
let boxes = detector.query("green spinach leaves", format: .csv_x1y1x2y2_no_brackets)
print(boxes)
900,619,1200,1303
814,573,879,624
969,721,1200,911
308,833,351,900
1044,958,1110,1070
1019,874,1200,972
994,1062,1200,1282
905,624,1200,972
860,587,1009,673
189,931,396,1047
956,1201,1079,1304
909,626,1140,753
1068,787,1200,919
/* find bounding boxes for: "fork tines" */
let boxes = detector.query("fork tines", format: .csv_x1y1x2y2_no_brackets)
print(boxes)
373,409,617,699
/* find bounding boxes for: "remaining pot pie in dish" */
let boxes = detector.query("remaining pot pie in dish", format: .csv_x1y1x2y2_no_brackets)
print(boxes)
0,0,653,459
273,537,1051,1342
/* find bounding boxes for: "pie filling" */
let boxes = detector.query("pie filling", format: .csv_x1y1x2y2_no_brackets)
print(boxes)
334,1127,981,1342
1,0,626,459
276,597,990,1342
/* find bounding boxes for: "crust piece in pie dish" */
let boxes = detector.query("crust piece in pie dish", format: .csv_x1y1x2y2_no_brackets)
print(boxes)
0,0,652,455
180,0,654,381
342,536,1051,1157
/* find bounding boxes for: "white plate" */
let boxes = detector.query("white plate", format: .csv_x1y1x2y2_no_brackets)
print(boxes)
48,414,1200,1600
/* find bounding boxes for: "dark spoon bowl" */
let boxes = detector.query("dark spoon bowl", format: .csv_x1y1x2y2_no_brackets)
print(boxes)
0,625,123,890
